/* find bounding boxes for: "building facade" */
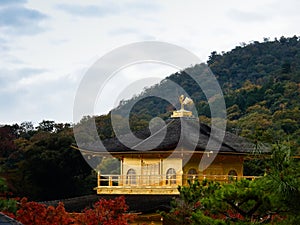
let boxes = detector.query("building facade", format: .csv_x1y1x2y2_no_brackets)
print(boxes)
76,107,265,195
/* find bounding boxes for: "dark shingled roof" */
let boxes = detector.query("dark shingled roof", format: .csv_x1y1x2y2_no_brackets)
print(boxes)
80,118,270,154
0,213,23,225
41,194,174,213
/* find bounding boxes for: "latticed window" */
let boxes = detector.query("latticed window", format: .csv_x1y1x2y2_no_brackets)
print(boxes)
166,168,176,185
228,169,238,182
188,168,198,179
126,168,136,185
141,162,160,185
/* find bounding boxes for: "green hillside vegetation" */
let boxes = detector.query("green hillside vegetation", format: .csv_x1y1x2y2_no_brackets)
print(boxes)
208,36,300,149
0,122,96,201
90,36,300,153
0,36,299,201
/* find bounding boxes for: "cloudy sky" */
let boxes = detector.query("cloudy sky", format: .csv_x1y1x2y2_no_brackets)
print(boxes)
1,0,299,125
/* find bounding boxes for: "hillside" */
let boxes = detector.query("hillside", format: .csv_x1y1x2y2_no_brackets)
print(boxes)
92,36,300,152
208,36,300,88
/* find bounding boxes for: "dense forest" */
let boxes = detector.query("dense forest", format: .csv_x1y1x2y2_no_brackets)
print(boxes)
0,36,299,202
0,121,96,201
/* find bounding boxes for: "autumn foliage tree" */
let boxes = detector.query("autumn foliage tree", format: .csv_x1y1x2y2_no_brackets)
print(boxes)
76,196,135,225
16,198,74,225
11,196,134,225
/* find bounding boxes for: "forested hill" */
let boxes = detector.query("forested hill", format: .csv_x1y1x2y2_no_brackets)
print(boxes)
207,36,300,150
208,36,300,88
93,36,300,152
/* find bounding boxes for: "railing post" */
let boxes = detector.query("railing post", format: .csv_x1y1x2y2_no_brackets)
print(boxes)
109,176,112,186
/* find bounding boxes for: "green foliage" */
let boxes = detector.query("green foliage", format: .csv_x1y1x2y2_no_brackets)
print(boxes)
0,121,95,201
261,142,300,214
162,180,219,224
164,179,275,224
0,177,17,213
19,130,93,200
97,157,120,175
208,36,300,88
216,179,273,220
0,125,17,158
191,212,226,225
164,143,300,224
178,179,221,206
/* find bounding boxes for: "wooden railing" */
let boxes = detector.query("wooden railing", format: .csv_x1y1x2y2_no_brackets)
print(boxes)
97,174,259,187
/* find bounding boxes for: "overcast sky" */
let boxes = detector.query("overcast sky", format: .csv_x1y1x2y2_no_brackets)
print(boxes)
1,0,299,125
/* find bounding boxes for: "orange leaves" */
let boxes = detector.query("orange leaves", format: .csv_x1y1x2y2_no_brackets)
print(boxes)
76,196,135,225
16,198,74,225
12,196,135,225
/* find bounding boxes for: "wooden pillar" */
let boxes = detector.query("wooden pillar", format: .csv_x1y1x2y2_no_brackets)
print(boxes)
160,157,164,185
140,156,143,186
120,157,123,186
178,170,183,186
97,171,101,187
120,157,123,175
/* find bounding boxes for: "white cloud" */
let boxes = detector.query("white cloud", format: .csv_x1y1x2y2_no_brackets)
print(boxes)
0,3,47,35
56,3,120,18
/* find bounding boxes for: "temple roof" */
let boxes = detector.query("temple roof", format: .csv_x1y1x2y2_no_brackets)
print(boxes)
77,118,270,154
0,213,23,225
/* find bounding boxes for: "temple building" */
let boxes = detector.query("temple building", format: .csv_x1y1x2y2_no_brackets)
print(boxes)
75,97,268,195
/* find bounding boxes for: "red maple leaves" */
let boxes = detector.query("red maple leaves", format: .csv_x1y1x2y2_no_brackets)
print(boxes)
76,196,134,225
16,198,73,225
8,196,135,225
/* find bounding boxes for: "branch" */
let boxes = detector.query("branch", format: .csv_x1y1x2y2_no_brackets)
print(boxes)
246,199,262,217
225,200,247,218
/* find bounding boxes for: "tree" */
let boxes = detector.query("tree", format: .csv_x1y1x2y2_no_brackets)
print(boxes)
76,196,135,225
16,126,93,200
164,142,300,224
162,179,225,225
8,196,135,225
0,177,17,214
37,120,55,132
97,157,120,175
0,126,17,158
16,198,74,225
19,121,35,139
262,142,300,214
281,62,291,74
214,179,274,222
164,179,276,224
